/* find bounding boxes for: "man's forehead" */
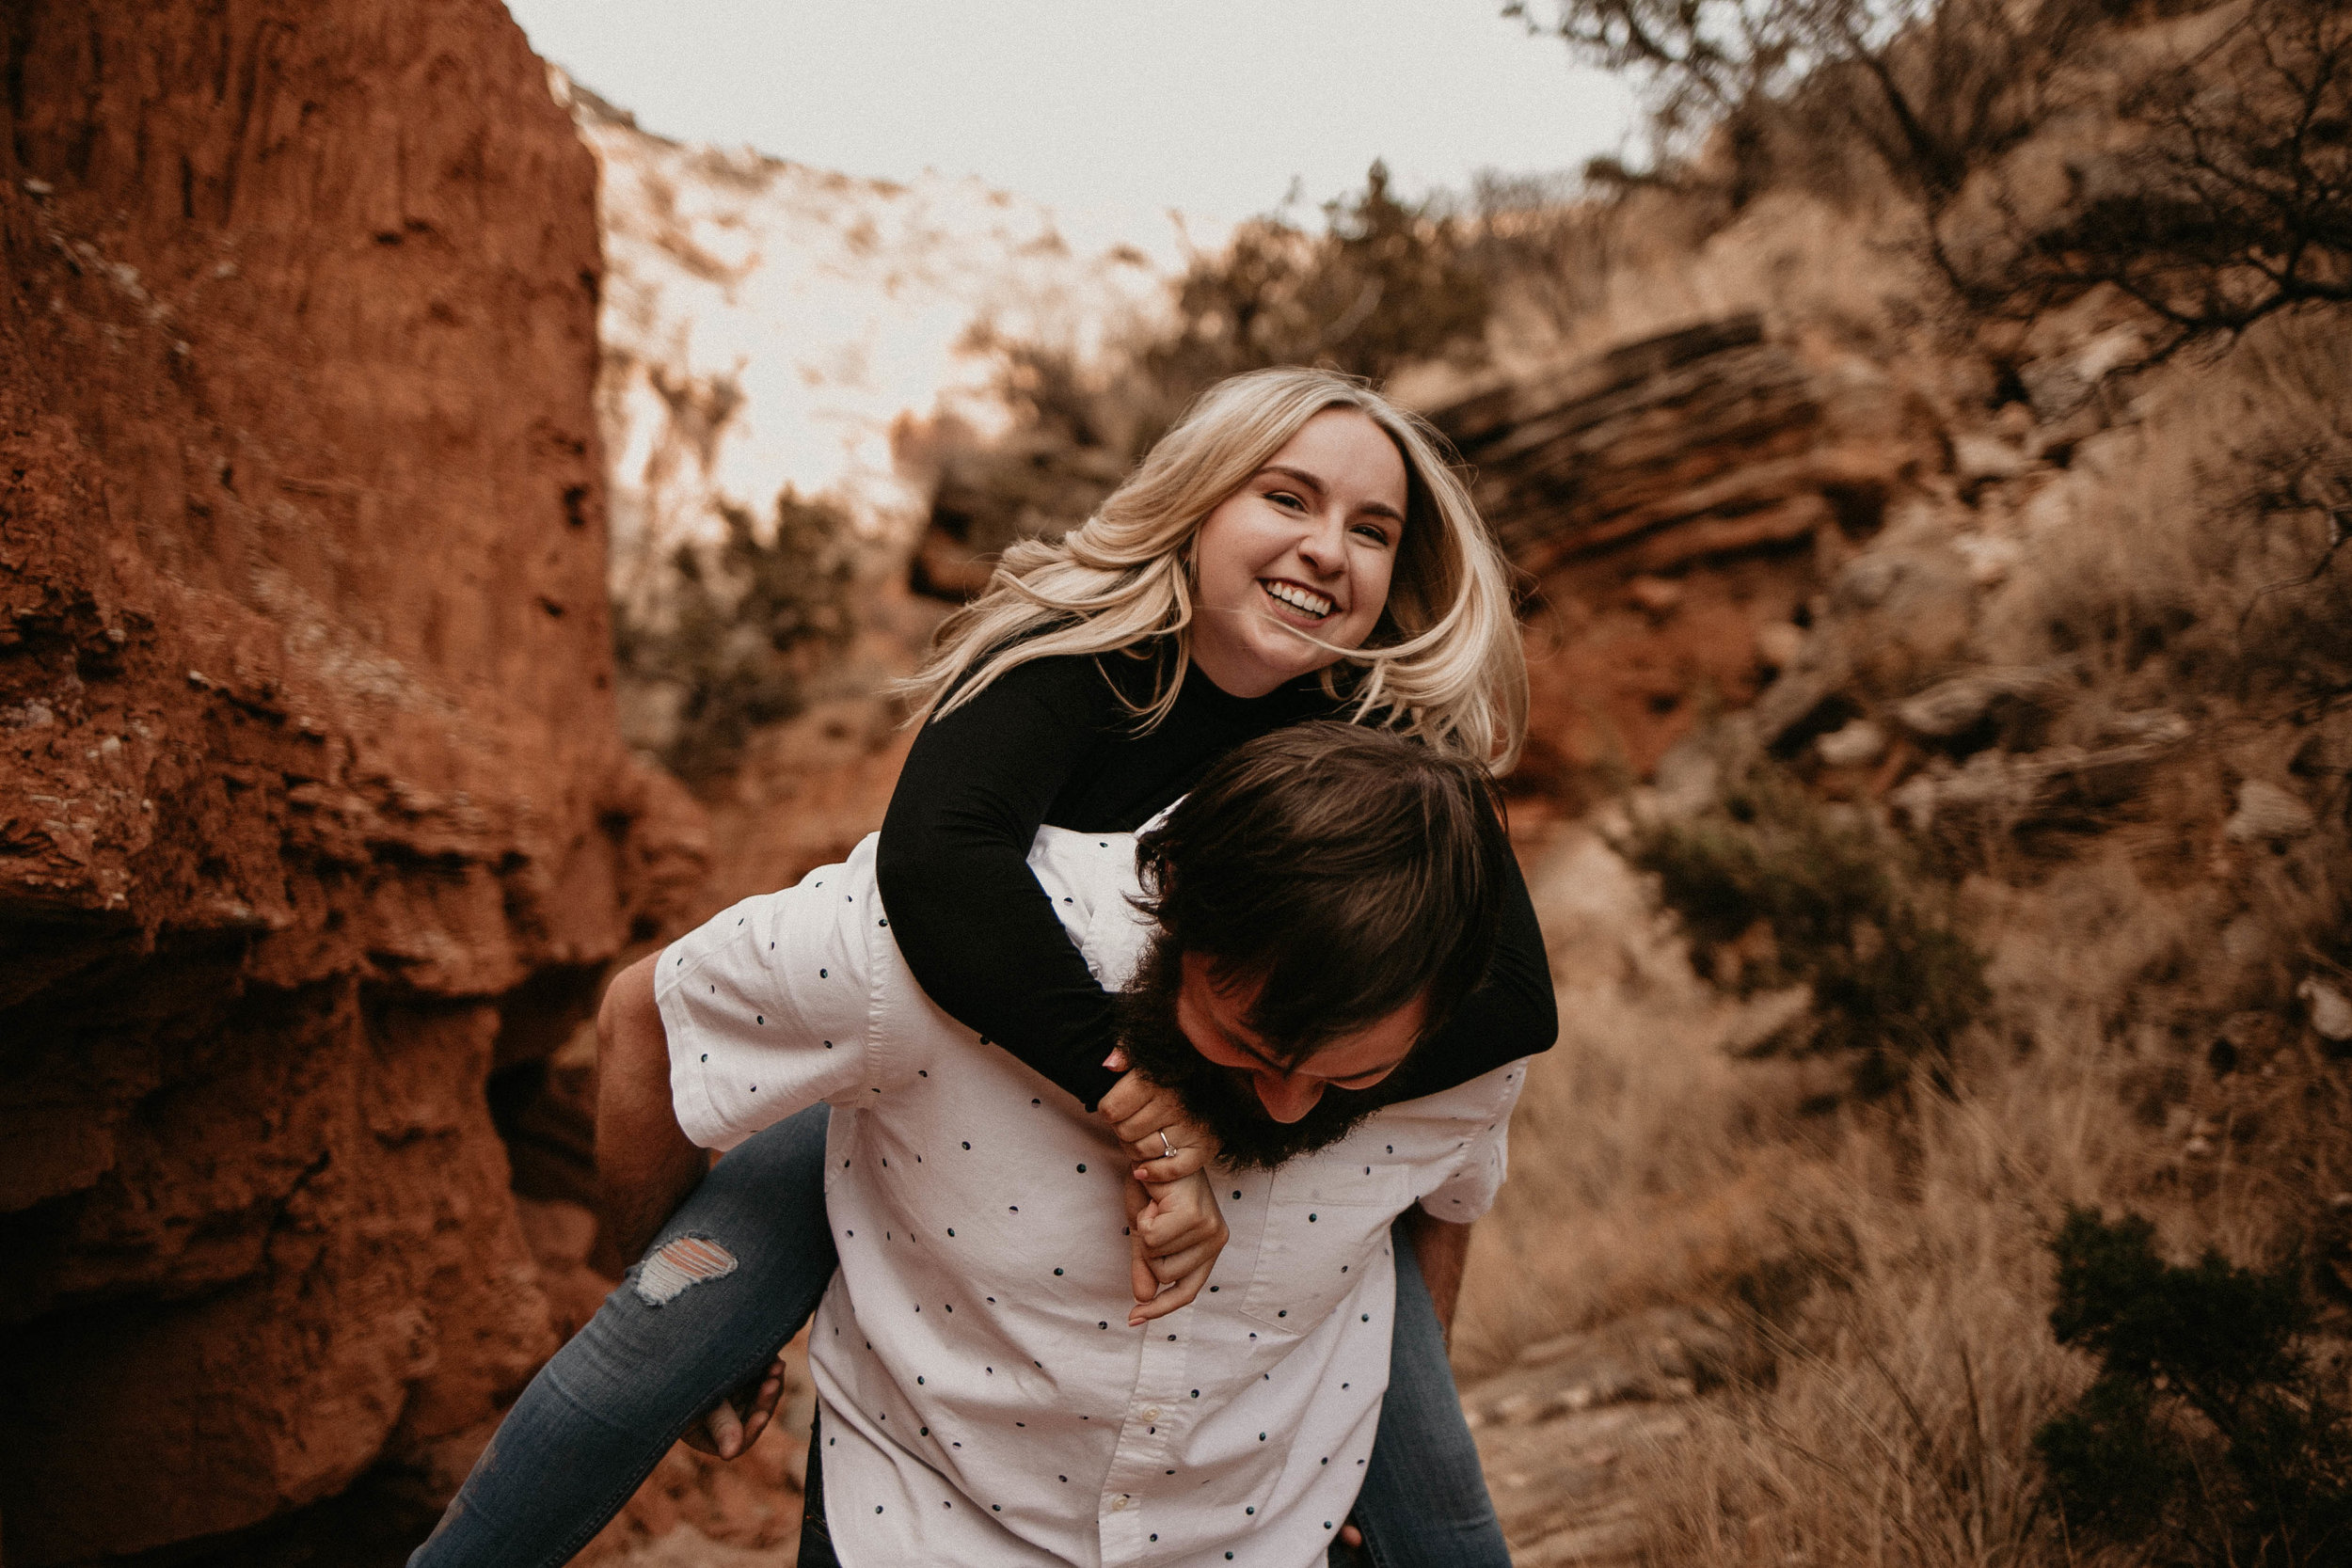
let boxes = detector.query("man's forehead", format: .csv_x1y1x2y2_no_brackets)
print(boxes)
1179,952,1421,1079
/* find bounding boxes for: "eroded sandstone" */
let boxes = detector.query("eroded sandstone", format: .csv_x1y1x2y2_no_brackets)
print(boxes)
0,4,702,1560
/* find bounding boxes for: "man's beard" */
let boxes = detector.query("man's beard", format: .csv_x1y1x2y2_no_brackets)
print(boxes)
1118,937,1393,1170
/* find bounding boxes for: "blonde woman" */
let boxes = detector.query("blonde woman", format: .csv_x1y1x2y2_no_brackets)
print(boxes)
415,369,1553,1568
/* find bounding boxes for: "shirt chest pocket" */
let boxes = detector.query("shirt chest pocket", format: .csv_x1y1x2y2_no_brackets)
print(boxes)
1239,1162,1416,1333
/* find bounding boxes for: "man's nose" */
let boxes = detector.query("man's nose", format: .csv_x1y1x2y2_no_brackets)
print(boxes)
1253,1071,1324,1123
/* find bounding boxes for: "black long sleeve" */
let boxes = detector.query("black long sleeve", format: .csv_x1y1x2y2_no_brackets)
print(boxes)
1384,847,1557,1103
879,657,1136,1111
875,653,1557,1114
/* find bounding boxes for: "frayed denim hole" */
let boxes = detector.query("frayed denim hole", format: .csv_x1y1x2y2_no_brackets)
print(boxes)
632,1232,739,1307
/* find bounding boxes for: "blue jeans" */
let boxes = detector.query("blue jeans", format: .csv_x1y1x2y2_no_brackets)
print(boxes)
1351,1218,1508,1567
413,1103,1505,1567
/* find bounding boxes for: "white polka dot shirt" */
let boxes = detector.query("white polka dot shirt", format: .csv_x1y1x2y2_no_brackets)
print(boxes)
657,828,1525,1567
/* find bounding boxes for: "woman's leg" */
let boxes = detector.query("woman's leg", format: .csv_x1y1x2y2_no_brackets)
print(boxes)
1347,1216,1510,1568
410,1102,837,1568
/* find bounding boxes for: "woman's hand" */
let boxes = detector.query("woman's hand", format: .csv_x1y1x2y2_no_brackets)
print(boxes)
677,1350,788,1460
1100,1049,1221,1182
1121,1169,1228,1325
1103,1049,1231,1323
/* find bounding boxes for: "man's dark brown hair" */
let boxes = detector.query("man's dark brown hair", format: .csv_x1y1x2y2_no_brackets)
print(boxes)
1131,721,1509,1063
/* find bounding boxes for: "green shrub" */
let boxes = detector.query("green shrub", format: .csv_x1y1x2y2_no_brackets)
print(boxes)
2036,1208,2352,1566
1139,160,1493,392
1620,764,1988,1095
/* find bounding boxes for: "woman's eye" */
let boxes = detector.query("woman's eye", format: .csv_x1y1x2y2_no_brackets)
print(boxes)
1351,523,1394,546
1265,489,1307,511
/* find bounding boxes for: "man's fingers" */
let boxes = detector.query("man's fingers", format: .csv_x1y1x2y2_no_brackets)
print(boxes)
709,1398,746,1459
741,1364,786,1431
678,1355,788,1461
1128,1260,1212,1323
736,1383,778,1449
1341,1522,1364,1547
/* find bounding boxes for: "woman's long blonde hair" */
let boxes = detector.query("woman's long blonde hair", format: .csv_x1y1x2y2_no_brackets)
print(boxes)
899,367,1528,768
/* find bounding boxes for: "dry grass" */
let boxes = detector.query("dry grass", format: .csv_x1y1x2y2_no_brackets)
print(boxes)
1481,184,1974,408
1627,832,2352,1566
1637,1088,2098,1568
1967,315,2352,721
1454,828,1849,1378
1466,824,2336,1564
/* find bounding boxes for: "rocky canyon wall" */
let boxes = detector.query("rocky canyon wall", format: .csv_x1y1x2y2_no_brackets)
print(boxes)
0,3,701,1561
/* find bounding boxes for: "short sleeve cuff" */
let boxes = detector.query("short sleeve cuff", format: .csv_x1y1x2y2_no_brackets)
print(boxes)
1414,1058,1530,1223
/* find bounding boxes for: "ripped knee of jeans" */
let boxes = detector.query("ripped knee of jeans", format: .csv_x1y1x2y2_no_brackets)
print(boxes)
633,1232,739,1307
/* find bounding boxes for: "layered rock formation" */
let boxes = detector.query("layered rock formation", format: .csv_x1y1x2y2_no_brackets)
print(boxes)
0,4,701,1560
1432,314,1941,801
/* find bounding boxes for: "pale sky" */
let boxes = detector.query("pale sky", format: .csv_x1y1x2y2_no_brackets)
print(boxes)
502,0,1636,234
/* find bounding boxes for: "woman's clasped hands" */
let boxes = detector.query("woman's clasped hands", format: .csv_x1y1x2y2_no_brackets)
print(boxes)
1101,1046,1228,1327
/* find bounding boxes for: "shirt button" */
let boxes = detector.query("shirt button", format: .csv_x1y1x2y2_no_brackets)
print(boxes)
1139,1406,1161,1422
1111,1497,1130,1512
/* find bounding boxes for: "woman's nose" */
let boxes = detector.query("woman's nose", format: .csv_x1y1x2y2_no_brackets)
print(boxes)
1293,511,1345,576
1253,1071,1324,1123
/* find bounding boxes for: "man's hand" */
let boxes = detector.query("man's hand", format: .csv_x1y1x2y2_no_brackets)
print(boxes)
679,1352,788,1461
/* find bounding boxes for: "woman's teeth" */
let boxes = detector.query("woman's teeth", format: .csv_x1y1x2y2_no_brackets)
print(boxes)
1261,580,1333,620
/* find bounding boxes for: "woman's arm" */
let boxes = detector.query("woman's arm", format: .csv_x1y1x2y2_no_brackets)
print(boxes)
1387,847,1557,1101
877,656,1131,1111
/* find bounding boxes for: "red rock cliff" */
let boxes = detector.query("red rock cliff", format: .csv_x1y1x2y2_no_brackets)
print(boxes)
0,3,702,1560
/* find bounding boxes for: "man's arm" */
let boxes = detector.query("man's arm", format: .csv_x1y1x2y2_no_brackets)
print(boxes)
1403,1208,1472,1348
592,954,707,1272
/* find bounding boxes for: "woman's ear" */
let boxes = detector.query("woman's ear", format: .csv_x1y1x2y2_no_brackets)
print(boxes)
1178,520,1209,578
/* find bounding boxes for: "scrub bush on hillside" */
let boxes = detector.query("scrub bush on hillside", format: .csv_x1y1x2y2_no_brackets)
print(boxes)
1622,765,1988,1097
2037,1208,2352,1566
614,490,861,782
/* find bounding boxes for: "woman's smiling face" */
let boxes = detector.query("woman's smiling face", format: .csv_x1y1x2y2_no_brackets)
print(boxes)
1187,407,1407,698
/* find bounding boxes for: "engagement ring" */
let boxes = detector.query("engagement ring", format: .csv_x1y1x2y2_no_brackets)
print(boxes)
1158,1132,1175,1160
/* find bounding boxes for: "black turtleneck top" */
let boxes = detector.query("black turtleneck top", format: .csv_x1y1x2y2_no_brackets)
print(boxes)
875,650,1556,1112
